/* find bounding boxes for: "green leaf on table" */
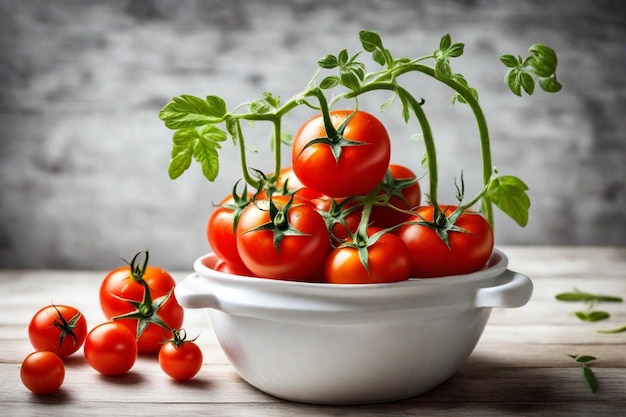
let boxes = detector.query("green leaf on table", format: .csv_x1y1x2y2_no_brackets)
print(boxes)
555,289,623,303
485,175,530,227
574,311,610,322
582,365,598,394
597,324,626,334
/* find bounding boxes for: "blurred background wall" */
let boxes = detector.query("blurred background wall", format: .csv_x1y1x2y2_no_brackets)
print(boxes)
1,0,625,270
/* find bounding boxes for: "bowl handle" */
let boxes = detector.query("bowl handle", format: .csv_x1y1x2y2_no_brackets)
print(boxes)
474,269,533,308
174,273,221,310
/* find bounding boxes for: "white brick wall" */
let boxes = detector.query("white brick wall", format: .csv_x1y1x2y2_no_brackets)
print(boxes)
0,0,624,269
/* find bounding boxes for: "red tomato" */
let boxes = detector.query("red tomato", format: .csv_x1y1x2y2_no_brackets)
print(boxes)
268,166,327,201
236,195,330,280
28,304,88,358
316,198,363,244
207,192,251,267
325,228,411,284
291,110,391,198
99,251,184,353
158,330,203,381
20,351,65,395
214,258,256,277
84,322,137,376
396,205,494,278
370,164,422,229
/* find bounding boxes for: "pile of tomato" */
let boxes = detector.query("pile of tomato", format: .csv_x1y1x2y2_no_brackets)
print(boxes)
20,251,201,396
207,109,495,284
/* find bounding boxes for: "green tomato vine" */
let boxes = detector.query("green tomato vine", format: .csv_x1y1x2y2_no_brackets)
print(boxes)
159,30,561,230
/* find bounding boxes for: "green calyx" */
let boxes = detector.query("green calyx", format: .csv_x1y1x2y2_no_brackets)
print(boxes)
112,285,174,339
241,194,308,253
113,250,173,339
51,303,81,352
298,91,367,163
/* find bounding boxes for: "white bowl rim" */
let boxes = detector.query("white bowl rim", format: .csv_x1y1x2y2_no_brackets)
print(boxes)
192,247,509,293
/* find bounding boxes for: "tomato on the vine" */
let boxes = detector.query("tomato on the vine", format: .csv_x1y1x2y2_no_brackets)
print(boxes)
84,321,137,376
370,164,422,229
236,194,330,280
20,351,65,395
214,258,256,277
325,227,411,284
396,205,494,278
99,251,184,353
207,187,252,268
291,110,391,198
158,329,203,381
28,304,88,358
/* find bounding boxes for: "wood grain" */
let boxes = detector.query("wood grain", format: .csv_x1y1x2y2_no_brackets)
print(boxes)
1,246,625,416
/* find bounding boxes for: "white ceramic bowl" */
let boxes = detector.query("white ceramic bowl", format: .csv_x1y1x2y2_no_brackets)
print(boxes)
175,248,532,405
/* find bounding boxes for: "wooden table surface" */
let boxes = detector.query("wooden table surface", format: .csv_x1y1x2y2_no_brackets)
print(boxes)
1,246,625,416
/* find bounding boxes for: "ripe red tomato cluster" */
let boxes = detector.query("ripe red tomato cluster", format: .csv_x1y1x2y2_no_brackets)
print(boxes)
20,251,202,396
207,110,495,284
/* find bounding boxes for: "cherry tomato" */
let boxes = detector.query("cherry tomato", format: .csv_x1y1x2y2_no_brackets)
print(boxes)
274,166,326,201
99,251,184,353
207,192,251,267
396,205,494,278
236,195,330,280
158,330,203,381
291,110,391,198
214,258,256,277
20,351,65,395
28,304,88,357
84,322,137,376
370,164,422,229
325,228,411,284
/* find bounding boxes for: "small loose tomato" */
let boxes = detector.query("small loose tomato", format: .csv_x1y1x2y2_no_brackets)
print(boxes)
28,304,88,357
20,351,65,395
325,228,412,284
99,250,184,353
396,205,494,278
84,322,137,376
292,110,391,198
158,330,203,381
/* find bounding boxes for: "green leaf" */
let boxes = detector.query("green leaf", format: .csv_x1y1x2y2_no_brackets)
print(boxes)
447,42,464,58
168,125,226,181
582,365,598,394
337,49,349,65
318,54,338,69
319,76,340,90
250,99,270,114
340,72,361,90
159,94,227,129
263,92,281,108
500,54,520,68
372,49,386,66
575,311,610,322
575,355,597,364
539,75,562,93
598,324,626,334
396,88,412,123
520,72,535,95
486,175,530,227
528,44,558,77
506,69,522,96
439,34,452,51
359,30,383,53
555,290,623,303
